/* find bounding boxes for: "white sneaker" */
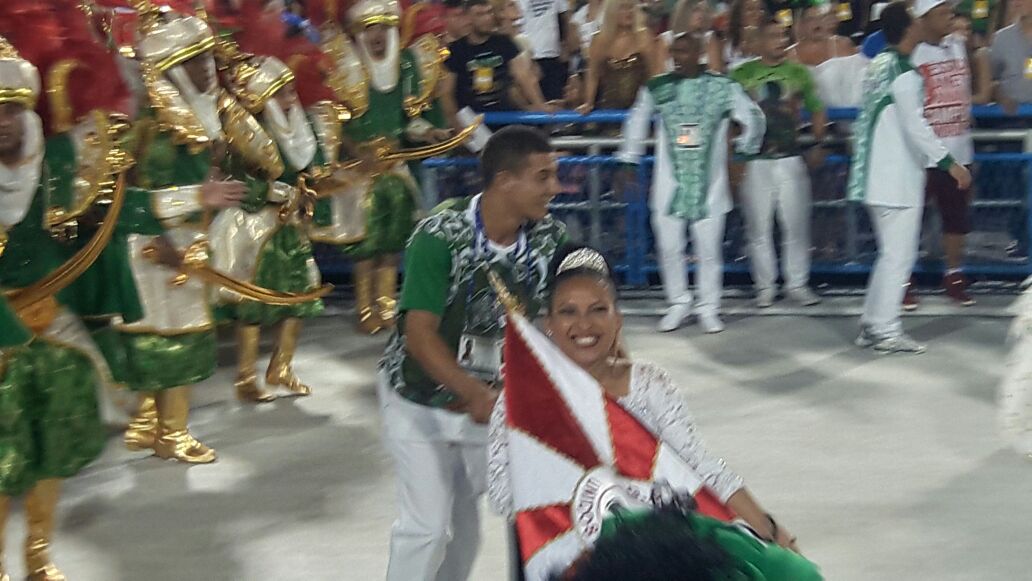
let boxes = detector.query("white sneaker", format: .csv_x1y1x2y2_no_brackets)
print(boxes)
855,326,879,348
698,312,725,334
755,288,776,308
872,333,926,354
785,286,822,306
658,304,691,333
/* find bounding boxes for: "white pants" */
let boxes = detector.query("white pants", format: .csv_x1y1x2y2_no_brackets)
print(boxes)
742,157,813,291
651,187,727,317
862,205,922,337
378,373,487,581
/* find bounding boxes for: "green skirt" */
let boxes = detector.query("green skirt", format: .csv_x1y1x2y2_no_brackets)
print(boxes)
333,173,416,260
226,224,324,326
0,340,106,496
113,330,217,392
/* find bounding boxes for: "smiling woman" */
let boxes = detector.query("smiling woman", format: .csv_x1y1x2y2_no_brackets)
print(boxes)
488,244,817,578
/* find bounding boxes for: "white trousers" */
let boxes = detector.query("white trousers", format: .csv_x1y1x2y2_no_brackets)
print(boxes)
862,205,922,337
651,186,727,316
742,157,813,291
378,373,487,581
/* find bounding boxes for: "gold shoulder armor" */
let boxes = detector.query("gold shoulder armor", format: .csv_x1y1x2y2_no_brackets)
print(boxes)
308,100,350,164
140,62,211,153
321,27,370,118
218,92,284,181
404,35,445,118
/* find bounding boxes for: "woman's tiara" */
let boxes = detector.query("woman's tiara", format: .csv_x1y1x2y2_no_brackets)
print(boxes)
557,248,610,277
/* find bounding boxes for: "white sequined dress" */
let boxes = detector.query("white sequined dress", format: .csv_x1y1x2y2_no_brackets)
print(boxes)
487,361,745,519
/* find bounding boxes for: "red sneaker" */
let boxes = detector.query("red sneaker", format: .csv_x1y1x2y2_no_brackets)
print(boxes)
903,278,919,311
943,272,975,306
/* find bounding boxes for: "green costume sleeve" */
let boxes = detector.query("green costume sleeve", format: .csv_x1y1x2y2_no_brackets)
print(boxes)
399,229,453,316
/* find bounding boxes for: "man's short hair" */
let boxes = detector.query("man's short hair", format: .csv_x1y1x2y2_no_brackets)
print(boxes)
881,2,913,45
481,125,554,187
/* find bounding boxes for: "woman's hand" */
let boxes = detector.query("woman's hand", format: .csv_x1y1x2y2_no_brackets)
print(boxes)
772,523,800,553
576,103,594,116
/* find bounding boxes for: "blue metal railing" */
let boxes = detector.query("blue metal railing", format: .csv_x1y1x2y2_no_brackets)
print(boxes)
413,109,1032,286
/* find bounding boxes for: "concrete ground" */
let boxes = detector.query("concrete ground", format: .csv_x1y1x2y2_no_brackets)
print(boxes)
3,294,1031,581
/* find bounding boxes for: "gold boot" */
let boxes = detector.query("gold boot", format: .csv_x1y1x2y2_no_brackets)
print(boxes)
354,259,382,334
265,318,311,397
123,394,158,451
1,495,10,581
235,324,275,403
375,259,399,330
24,479,65,581
152,387,216,464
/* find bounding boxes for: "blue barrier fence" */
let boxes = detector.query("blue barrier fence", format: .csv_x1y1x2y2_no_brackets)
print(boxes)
409,108,1032,287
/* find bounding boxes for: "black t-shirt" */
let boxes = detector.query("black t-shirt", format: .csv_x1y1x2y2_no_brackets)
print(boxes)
445,34,521,112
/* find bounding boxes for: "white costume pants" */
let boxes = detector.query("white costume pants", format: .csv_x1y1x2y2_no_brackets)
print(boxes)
742,156,813,291
378,373,487,581
651,180,727,317
862,205,922,337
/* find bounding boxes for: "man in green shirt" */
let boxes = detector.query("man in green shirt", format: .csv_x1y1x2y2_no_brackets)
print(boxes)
377,125,566,581
732,19,827,309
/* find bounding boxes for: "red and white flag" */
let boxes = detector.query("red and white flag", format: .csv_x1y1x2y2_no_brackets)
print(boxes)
501,314,735,581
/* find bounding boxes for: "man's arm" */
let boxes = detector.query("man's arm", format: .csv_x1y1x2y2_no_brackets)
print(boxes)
615,86,655,164
405,311,498,422
891,72,971,189
400,230,497,423
510,54,550,111
440,71,461,130
729,83,765,155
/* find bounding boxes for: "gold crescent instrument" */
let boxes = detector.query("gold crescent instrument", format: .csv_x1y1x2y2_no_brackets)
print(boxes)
144,240,334,306
337,116,484,172
5,172,129,312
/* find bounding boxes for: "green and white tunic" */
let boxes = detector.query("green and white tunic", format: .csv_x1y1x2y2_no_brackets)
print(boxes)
847,48,955,208
379,195,566,409
617,73,764,220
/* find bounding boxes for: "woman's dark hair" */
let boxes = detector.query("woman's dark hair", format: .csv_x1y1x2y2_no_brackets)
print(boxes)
555,509,736,581
547,244,618,310
729,0,767,49
880,1,912,45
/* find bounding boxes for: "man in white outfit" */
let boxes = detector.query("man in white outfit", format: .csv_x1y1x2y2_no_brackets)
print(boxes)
618,32,765,334
848,2,971,354
731,19,826,308
377,126,565,580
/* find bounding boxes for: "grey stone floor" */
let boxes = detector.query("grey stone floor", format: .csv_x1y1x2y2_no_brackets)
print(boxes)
3,295,1031,581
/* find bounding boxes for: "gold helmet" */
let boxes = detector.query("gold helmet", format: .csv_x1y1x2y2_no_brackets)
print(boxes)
134,7,215,73
0,36,40,109
225,55,295,114
347,0,401,33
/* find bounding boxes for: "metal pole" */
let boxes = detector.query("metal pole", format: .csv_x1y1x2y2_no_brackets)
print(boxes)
588,145,602,250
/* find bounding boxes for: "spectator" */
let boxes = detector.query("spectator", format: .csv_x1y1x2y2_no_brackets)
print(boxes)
861,2,891,57
577,0,656,113
727,0,768,68
443,0,473,44
912,0,977,306
491,0,543,109
572,0,605,56
517,0,576,101
955,0,1002,46
991,0,1032,112
732,18,826,308
954,13,994,103
441,0,550,123
658,0,726,71
789,2,868,107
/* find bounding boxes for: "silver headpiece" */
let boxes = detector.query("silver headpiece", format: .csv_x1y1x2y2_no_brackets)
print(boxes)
557,248,609,277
